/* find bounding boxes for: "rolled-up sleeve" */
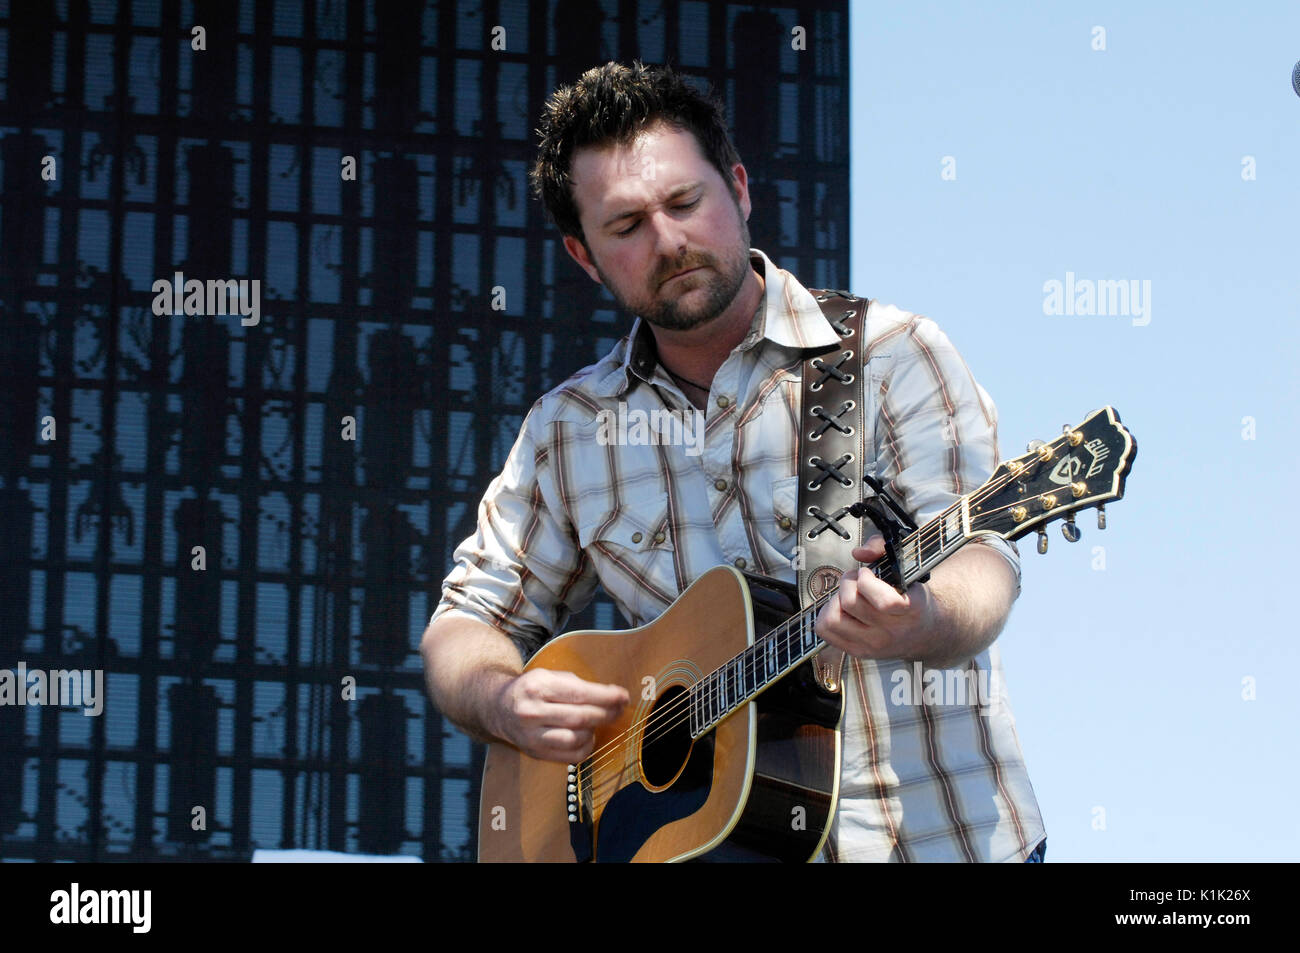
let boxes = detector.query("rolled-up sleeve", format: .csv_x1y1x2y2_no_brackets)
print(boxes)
430,403,600,660
872,314,1021,595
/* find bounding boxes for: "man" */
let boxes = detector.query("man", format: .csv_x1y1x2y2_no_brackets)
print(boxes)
422,61,1045,862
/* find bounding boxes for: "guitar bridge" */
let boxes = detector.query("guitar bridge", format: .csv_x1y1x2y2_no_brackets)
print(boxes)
566,762,593,862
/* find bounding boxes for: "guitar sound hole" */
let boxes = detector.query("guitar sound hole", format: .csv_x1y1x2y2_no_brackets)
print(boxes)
640,685,694,789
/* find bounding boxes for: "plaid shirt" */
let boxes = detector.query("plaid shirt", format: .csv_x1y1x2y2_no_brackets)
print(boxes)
433,247,1045,862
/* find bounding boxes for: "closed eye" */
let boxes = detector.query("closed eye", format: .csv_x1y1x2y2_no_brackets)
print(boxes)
614,198,702,237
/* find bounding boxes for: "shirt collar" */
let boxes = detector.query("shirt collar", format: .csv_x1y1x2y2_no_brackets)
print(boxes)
607,248,842,397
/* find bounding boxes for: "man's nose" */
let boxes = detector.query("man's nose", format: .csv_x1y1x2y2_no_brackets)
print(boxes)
646,209,688,260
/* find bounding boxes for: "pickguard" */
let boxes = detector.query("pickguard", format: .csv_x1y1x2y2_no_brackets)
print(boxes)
591,733,716,862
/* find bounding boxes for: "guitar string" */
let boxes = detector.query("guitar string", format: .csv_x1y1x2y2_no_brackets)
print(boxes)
572,460,1053,789
574,472,1028,791
578,616,823,798
572,463,1039,790
578,449,1111,796
585,452,1115,795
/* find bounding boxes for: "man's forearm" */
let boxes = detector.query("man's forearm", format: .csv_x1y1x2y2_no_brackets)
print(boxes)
915,542,1019,669
420,613,523,744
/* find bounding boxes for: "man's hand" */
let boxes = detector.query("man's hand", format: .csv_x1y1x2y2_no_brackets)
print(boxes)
491,669,630,763
815,534,938,661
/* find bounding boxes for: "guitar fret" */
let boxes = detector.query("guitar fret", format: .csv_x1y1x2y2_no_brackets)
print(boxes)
901,536,920,577
943,508,961,549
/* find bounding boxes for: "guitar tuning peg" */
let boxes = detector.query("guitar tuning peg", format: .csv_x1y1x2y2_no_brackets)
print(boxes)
1026,439,1046,453
1036,527,1048,554
1061,514,1081,542
1097,504,1106,530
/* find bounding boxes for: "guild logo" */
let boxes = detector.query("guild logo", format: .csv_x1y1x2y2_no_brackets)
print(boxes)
1048,455,1082,485
807,566,843,600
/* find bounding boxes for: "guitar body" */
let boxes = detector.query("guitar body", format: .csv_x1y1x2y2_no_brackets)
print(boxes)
478,566,844,862
474,405,1137,862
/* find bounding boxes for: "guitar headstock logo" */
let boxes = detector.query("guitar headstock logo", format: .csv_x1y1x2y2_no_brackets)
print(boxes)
1048,438,1111,486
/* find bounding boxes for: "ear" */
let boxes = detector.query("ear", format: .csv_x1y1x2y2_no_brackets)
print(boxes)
562,235,603,285
729,162,752,221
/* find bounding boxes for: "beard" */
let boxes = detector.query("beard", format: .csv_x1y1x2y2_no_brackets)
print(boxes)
592,210,753,333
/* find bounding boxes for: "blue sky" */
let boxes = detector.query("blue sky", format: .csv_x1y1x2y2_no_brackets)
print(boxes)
851,1,1300,862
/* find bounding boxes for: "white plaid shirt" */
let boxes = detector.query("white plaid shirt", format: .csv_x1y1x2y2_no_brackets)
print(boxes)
434,247,1046,862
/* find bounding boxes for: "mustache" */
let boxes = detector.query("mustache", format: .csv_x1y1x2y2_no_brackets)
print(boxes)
655,254,713,287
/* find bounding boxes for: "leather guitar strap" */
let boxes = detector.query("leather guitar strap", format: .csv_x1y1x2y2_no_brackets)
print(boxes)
797,289,870,693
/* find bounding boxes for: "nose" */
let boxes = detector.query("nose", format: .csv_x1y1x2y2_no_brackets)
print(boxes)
645,208,688,262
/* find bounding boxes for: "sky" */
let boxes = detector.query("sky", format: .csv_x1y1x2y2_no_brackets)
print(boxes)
850,0,1300,861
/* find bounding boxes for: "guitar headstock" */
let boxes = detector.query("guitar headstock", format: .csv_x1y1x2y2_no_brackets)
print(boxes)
968,406,1136,550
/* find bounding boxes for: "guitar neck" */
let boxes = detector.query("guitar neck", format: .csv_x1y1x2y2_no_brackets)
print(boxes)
687,496,973,739
686,404,1136,739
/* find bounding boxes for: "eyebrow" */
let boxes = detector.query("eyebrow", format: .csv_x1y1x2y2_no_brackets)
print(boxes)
600,181,703,229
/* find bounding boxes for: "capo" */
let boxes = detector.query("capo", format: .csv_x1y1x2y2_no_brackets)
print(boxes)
847,475,930,592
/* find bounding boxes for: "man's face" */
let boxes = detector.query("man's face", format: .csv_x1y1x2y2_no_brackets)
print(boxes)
562,123,753,332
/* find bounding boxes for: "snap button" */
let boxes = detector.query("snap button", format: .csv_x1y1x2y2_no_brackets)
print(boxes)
714,479,727,491
717,396,730,408
734,557,747,569
653,532,665,544
778,516,792,530
631,532,643,544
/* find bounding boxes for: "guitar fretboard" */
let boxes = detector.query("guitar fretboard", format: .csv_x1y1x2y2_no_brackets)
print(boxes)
686,496,971,739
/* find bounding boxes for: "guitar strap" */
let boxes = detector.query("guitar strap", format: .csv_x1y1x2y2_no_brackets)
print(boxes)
797,289,871,693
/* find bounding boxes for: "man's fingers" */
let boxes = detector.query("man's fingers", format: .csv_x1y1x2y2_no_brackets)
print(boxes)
536,727,595,761
525,700,624,729
837,569,907,624
816,599,889,657
853,536,887,561
539,670,630,708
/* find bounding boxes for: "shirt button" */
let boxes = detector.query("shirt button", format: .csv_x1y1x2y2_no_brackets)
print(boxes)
631,532,643,544
778,516,792,530
653,531,665,544
734,557,747,569
716,396,730,408
714,479,727,491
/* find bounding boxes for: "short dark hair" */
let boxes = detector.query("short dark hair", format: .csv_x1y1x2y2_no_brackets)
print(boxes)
529,61,742,243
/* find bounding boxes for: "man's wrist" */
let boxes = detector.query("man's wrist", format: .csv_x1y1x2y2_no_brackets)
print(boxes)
910,581,963,667
911,545,1017,668
477,668,518,745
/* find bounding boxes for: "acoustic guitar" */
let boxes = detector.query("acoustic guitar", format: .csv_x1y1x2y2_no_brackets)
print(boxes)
478,406,1136,862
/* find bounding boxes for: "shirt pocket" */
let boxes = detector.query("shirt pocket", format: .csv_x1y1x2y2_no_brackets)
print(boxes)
771,474,799,542
574,491,676,626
